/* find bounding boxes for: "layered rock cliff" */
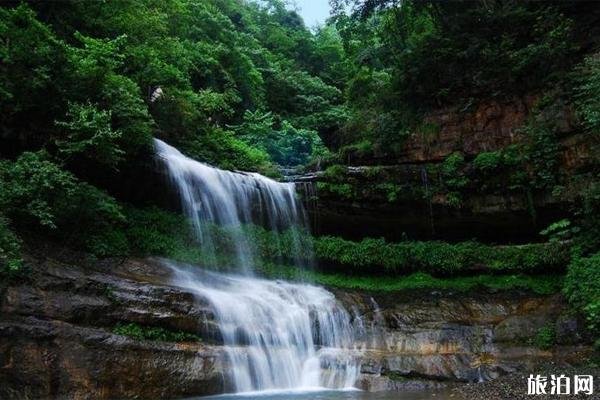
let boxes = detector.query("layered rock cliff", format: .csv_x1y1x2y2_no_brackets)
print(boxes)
301,96,598,242
0,248,591,399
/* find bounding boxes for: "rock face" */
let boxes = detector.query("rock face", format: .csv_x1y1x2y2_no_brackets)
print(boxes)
300,96,597,242
334,291,590,391
0,250,590,398
344,97,539,166
300,166,568,242
0,250,229,400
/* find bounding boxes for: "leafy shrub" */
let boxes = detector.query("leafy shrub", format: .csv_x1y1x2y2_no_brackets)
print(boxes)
124,207,201,263
564,252,600,335
180,128,278,177
257,263,562,295
440,152,469,207
0,216,22,274
191,225,570,277
573,54,600,132
113,322,201,342
233,110,323,166
339,140,374,161
55,102,124,167
376,183,401,203
533,324,556,350
473,151,503,172
312,236,570,276
540,219,578,243
521,118,561,190
323,164,348,180
316,182,354,200
0,151,81,228
0,151,125,256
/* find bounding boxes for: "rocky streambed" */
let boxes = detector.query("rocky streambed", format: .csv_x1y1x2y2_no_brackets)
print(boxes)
0,247,592,399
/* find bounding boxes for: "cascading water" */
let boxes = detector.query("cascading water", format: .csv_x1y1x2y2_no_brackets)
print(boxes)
155,138,309,273
154,139,361,393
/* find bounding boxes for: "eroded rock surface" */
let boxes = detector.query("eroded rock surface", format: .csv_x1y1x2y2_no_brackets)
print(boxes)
334,290,590,390
0,252,228,400
301,96,597,242
0,250,590,398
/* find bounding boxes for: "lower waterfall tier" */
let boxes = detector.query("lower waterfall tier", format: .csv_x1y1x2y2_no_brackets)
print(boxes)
0,251,592,400
167,262,359,393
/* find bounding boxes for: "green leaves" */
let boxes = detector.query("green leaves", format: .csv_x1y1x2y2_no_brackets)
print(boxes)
313,236,570,276
70,33,126,81
0,151,78,228
564,252,600,335
574,54,600,133
0,216,22,274
232,110,323,166
0,151,126,256
56,102,124,167
113,322,201,342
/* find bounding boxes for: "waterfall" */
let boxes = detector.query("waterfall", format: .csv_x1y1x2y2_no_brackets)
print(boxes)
155,138,309,273
154,139,360,393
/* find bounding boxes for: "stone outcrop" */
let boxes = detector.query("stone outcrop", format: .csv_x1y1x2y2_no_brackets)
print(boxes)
0,317,227,400
0,250,229,400
334,291,590,391
299,164,566,242
343,97,539,166
0,249,590,399
299,96,597,242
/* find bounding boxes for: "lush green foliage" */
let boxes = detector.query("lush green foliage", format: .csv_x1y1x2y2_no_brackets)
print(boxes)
574,54,600,132
533,324,557,350
55,102,125,167
0,216,22,274
0,0,595,330
123,207,202,264
257,263,562,295
564,252,600,336
0,1,347,173
327,0,582,152
232,110,325,166
0,0,354,257
439,153,468,207
113,322,201,342
0,151,126,256
313,236,570,276
157,222,569,278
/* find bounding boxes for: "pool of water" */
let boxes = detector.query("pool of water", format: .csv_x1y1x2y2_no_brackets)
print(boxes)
186,388,458,400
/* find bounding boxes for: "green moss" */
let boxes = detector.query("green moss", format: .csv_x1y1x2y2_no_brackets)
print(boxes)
564,252,600,335
533,323,556,350
113,322,201,342
313,235,570,276
317,182,354,200
256,263,563,295
0,216,22,275
323,164,348,180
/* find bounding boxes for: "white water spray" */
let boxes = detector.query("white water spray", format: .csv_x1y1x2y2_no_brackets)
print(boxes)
154,139,360,393
155,138,308,273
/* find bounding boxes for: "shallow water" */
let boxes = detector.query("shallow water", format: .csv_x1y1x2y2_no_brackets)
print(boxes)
188,388,457,400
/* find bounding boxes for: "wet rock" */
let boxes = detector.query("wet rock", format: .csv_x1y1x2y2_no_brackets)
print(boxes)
356,374,447,392
0,316,228,400
0,251,593,398
0,253,230,399
335,291,589,386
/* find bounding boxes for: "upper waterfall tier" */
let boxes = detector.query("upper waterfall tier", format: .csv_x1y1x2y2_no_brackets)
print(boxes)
154,138,310,273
